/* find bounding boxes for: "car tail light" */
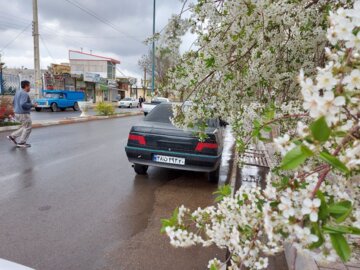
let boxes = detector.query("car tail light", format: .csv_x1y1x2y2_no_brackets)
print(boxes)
195,142,218,152
128,134,146,145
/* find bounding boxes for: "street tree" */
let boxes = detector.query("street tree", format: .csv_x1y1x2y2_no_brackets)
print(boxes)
159,1,360,269
138,47,180,98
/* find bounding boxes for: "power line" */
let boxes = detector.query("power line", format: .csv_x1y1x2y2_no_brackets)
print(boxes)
0,10,33,24
0,23,31,53
63,0,143,43
40,35,56,62
116,66,127,77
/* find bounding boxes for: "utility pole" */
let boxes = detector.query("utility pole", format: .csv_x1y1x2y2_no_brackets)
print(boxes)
32,0,41,98
0,53,4,95
151,0,156,95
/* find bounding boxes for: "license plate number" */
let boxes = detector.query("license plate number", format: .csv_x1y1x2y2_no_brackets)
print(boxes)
153,155,185,165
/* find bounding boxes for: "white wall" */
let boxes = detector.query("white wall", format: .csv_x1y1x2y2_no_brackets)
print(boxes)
70,60,107,78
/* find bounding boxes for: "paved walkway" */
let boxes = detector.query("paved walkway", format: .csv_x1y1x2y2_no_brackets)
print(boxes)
233,145,288,270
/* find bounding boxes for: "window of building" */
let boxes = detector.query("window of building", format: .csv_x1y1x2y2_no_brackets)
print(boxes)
107,62,115,79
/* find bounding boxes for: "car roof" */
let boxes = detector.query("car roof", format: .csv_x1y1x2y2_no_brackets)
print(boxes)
43,90,81,94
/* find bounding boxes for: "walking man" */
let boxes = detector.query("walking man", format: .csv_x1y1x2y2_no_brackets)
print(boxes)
139,96,144,108
7,80,36,148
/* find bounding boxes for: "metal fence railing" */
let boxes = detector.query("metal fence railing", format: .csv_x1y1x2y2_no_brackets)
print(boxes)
1,74,20,95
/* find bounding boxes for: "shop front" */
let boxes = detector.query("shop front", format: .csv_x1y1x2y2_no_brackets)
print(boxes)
96,78,109,102
82,72,100,102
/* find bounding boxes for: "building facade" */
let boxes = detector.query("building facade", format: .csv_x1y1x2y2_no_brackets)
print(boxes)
69,50,120,102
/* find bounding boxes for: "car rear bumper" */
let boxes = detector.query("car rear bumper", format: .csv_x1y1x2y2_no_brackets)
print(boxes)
125,146,221,172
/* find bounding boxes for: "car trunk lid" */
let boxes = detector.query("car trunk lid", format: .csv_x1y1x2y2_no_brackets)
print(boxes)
129,122,218,155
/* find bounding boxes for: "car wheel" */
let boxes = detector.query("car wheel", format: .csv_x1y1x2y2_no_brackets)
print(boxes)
35,108,42,112
208,166,220,183
144,112,148,116
128,103,132,108
51,103,58,112
134,164,148,175
73,102,79,111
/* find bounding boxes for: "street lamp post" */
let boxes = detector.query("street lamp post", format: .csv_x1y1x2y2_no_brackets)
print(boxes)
152,0,156,94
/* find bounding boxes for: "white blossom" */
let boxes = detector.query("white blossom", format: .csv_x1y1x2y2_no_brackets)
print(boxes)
302,198,321,222
343,69,360,91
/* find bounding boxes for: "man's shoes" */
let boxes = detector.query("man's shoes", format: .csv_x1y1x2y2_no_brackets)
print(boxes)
16,143,31,148
7,135,17,145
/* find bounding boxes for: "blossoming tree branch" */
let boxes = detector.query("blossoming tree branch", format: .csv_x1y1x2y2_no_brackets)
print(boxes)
159,1,360,269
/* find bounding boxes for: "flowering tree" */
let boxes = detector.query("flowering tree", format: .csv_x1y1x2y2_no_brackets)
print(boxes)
160,1,360,269
0,96,14,123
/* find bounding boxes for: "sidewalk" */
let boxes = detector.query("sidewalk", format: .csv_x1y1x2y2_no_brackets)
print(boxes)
232,143,288,270
0,111,142,133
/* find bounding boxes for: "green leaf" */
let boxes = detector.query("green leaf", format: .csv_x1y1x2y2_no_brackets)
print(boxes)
319,152,349,174
205,56,215,68
280,145,313,170
160,208,179,233
309,222,325,249
329,233,351,262
213,185,232,202
328,201,353,223
210,264,218,270
252,128,260,138
263,126,272,132
310,116,331,142
323,225,360,235
316,191,329,221
253,119,261,128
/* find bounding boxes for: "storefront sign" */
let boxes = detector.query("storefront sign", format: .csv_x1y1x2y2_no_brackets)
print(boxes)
108,79,117,88
84,72,100,83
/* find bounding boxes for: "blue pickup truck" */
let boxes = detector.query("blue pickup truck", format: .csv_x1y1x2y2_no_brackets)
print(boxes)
34,90,85,112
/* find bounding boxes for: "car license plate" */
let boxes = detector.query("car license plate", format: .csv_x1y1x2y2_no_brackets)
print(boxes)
153,155,185,165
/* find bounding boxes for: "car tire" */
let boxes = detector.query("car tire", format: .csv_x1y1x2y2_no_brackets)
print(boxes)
208,166,220,183
144,112,148,116
73,102,79,111
51,103,58,112
35,108,42,112
134,164,148,175
128,103,132,108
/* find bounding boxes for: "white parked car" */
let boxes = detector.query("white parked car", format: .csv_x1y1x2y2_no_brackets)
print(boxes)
118,97,139,108
142,97,170,116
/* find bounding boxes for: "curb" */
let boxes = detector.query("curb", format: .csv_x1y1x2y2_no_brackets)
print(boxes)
219,127,237,187
0,112,142,133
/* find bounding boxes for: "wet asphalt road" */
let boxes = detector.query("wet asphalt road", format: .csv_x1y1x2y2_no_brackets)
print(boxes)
0,116,221,270
31,107,141,121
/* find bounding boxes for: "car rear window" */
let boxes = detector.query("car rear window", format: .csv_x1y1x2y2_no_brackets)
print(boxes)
145,103,173,123
145,103,220,127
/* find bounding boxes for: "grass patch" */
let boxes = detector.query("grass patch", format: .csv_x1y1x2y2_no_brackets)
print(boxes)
0,122,20,127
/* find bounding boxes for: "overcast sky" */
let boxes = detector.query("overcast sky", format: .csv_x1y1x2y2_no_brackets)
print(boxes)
0,0,187,81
